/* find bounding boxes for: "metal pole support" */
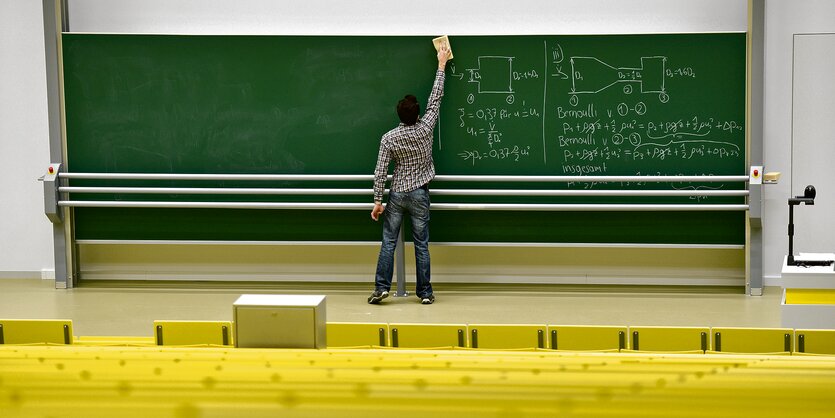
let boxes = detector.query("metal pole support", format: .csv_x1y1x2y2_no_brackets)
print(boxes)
394,225,408,297
43,0,73,288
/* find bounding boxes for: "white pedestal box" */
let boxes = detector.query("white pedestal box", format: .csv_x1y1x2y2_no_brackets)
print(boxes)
233,294,326,348
780,254,835,329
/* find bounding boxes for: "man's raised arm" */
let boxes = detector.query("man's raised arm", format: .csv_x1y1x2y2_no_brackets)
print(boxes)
421,43,451,129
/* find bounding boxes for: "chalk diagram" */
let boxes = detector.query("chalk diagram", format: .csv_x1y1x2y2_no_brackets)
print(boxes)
466,56,516,104
568,56,669,106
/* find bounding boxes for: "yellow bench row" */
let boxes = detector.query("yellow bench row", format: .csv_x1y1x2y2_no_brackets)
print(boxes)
2,346,835,418
329,323,835,355
0,319,230,347
2,319,835,355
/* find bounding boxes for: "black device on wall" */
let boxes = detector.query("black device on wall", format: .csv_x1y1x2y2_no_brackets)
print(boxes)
787,185,833,267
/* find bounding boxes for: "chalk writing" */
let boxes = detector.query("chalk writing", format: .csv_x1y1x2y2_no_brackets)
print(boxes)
459,146,532,166
443,36,744,194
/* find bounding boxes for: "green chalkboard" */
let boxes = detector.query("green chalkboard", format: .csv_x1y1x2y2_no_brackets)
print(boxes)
62,33,747,244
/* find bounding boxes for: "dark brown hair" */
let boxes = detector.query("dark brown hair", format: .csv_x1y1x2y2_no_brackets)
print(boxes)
396,95,419,125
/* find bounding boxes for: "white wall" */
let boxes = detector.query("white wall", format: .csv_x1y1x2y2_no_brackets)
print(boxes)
791,34,835,259
763,0,835,283
2,0,758,279
68,0,745,35
0,0,53,278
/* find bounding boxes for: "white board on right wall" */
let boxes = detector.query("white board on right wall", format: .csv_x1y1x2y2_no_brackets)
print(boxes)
791,34,835,254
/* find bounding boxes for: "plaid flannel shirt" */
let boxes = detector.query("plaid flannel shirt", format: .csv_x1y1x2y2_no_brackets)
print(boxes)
373,69,446,202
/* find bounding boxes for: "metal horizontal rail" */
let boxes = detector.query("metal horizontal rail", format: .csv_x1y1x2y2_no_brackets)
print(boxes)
61,187,377,195
59,201,748,211
60,186,750,197
434,175,749,183
58,172,749,183
58,173,376,181
74,239,745,249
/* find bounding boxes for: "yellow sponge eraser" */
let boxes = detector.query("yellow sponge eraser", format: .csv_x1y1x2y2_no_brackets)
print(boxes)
764,172,781,183
432,35,453,60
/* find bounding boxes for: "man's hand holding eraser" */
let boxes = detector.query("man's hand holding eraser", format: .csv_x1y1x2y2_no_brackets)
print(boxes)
432,36,453,60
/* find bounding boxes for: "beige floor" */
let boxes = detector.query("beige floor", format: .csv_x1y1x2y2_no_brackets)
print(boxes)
0,279,785,337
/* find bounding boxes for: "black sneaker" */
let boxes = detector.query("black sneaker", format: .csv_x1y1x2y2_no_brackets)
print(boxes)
367,290,389,304
420,295,435,305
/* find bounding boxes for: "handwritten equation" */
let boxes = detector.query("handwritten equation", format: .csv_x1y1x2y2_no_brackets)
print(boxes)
442,36,745,200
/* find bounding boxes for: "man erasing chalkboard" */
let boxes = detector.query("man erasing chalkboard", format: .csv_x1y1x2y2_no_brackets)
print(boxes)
368,42,451,305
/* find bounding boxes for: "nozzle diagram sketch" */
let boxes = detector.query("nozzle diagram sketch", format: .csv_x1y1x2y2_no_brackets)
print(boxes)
569,56,669,103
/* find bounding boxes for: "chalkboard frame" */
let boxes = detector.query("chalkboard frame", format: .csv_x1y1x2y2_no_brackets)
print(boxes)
61,32,748,246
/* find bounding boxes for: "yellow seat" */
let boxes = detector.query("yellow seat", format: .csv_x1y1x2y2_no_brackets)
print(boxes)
326,322,389,347
795,329,835,355
0,319,73,344
389,323,467,348
547,325,628,351
711,327,793,353
74,335,156,346
153,320,233,346
467,324,546,349
784,289,835,304
628,326,709,352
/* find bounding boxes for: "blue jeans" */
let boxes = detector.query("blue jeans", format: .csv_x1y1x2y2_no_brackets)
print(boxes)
374,186,432,298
